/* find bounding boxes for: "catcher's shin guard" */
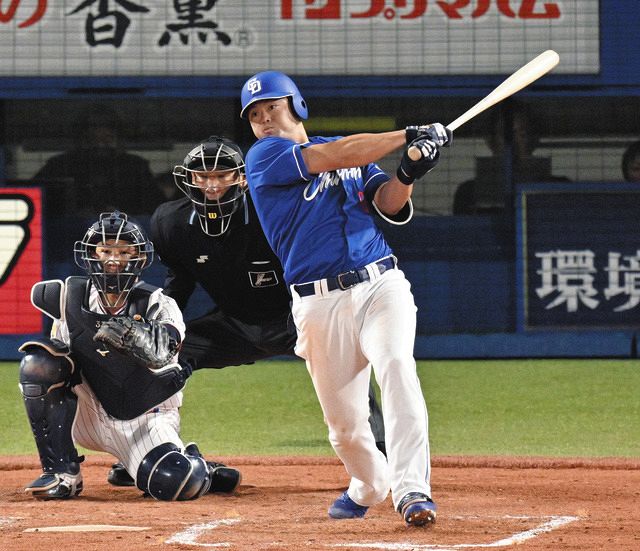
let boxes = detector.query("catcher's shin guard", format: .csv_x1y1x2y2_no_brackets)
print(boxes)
19,341,83,475
136,443,212,501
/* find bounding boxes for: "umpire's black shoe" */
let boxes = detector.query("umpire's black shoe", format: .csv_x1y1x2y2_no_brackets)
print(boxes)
107,462,135,487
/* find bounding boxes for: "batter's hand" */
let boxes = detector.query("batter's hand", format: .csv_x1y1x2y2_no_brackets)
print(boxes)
405,123,452,147
396,137,440,185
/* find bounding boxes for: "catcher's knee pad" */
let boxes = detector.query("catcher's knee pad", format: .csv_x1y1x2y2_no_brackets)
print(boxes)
19,339,74,392
18,340,81,474
136,443,212,501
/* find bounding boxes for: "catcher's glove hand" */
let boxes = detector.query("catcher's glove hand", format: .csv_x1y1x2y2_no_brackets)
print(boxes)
93,315,178,372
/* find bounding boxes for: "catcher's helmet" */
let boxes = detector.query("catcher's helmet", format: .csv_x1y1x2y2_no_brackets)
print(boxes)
240,71,308,120
173,136,247,237
74,211,153,309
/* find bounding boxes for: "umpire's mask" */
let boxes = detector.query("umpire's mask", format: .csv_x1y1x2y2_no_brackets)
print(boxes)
74,211,154,310
173,136,247,237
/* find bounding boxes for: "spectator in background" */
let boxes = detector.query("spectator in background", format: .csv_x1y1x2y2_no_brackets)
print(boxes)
621,140,640,182
453,100,569,215
32,104,164,217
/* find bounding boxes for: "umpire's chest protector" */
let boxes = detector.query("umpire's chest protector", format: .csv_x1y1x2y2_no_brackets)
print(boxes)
63,276,179,420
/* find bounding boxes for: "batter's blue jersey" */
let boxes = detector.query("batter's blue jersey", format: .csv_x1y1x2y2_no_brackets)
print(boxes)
246,135,407,285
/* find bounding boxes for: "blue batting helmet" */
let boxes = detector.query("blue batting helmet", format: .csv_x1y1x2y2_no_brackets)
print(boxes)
240,71,308,120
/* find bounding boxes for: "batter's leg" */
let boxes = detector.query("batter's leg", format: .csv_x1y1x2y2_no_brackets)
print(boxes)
359,270,432,511
292,291,389,508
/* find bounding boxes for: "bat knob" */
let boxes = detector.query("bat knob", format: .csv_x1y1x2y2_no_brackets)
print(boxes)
407,146,421,161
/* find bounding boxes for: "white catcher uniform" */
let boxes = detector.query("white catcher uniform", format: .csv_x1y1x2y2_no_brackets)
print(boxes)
245,133,432,510
49,278,186,479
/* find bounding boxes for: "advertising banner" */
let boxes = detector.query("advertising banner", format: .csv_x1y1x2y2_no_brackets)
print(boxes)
518,184,640,330
0,1,599,76
0,188,42,335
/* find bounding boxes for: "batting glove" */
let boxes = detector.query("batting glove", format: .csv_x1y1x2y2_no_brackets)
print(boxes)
396,137,440,185
405,123,453,147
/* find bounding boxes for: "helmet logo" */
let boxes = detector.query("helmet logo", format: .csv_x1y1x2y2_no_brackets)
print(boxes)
207,212,218,219
247,77,262,95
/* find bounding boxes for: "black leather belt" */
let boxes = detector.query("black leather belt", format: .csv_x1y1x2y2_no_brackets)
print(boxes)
293,256,396,297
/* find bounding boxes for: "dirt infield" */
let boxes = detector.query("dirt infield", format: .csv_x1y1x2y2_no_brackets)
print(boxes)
1,455,639,550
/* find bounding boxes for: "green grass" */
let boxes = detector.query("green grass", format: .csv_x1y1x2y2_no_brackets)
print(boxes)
1,359,639,457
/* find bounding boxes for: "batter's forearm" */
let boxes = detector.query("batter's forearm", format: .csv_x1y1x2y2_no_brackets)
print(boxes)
374,177,413,215
302,130,406,174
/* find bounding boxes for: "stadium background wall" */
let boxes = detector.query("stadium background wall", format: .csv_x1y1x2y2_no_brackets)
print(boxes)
1,1,639,359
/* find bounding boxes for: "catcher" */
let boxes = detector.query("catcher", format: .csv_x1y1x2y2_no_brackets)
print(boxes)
18,210,240,501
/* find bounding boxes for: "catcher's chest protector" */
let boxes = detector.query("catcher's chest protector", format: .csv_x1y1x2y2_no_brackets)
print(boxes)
62,276,180,420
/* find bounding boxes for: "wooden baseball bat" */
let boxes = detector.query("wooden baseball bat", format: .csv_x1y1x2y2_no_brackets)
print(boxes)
408,49,560,161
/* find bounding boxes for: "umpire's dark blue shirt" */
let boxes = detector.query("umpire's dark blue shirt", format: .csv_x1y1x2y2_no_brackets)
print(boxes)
150,194,291,324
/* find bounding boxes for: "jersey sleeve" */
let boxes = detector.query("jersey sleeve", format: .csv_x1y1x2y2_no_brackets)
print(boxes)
246,136,310,188
364,163,414,225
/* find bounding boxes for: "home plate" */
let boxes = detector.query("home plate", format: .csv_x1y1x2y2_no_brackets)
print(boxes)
25,524,150,533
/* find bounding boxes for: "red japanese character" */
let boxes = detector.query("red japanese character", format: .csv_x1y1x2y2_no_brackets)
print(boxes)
0,0,47,28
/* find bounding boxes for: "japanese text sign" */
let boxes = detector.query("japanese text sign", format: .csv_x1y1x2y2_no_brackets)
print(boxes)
0,1,598,76
518,185,640,330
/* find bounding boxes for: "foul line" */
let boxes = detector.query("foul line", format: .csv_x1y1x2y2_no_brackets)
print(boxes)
328,515,581,550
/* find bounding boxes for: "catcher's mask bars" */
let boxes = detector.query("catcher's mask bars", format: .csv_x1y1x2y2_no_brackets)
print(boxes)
74,211,154,310
173,136,247,237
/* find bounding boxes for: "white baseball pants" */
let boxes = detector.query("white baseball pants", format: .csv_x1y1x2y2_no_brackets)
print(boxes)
71,379,184,481
291,263,431,510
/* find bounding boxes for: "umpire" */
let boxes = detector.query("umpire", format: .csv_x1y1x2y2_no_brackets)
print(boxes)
108,136,385,486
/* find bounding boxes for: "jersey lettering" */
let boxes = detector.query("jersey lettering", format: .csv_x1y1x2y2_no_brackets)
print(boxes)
303,168,362,201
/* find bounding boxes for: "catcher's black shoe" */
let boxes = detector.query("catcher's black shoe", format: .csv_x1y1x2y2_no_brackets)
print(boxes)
108,456,242,494
25,472,83,500
208,461,242,494
107,462,135,487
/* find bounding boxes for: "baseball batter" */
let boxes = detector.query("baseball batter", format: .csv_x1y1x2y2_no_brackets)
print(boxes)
18,211,240,500
240,71,451,526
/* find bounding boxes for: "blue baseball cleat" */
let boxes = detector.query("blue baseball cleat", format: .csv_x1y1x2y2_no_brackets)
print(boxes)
398,492,437,526
328,491,369,519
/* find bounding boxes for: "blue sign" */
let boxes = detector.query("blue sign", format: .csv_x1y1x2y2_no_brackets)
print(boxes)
517,183,640,330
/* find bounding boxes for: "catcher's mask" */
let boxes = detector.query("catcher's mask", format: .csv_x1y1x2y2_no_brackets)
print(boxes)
173,136,247,237
74,211,154,309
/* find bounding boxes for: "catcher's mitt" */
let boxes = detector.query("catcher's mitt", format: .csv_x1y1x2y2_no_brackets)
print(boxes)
93,315,178,371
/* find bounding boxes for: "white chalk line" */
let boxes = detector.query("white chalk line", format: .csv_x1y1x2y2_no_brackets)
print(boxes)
163,514,580,549
165,518,241,547
0,516,21,528
328,515,581,550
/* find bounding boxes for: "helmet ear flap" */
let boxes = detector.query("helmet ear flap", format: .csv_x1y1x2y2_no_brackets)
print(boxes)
288,97,308,121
